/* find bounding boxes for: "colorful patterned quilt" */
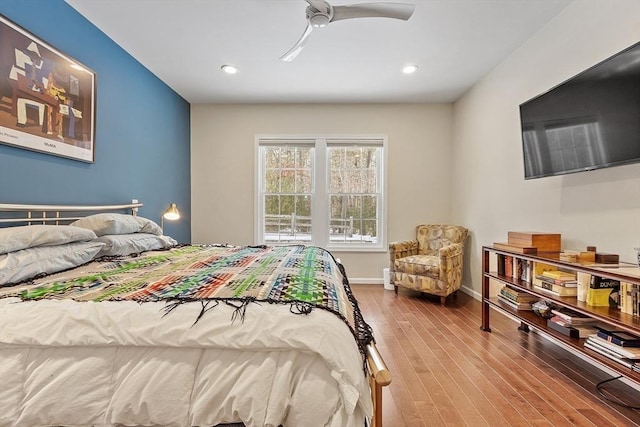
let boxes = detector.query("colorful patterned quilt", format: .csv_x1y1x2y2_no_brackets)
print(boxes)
0,244,373,353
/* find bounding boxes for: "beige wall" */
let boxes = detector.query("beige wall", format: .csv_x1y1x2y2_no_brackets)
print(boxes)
451,0,640,297
191,104,454,281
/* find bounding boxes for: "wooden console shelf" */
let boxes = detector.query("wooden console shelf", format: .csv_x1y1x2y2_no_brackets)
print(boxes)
481,245,640,385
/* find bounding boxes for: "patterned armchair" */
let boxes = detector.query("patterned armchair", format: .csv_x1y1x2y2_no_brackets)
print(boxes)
389,224,469,305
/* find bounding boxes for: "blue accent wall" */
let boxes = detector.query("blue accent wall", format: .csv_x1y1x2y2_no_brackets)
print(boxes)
0,0,191,243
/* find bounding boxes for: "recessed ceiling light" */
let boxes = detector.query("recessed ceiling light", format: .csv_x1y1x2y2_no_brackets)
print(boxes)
221,65,238,74
402,65,418,74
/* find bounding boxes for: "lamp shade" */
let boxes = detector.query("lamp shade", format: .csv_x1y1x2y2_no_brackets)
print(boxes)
162,203,180,221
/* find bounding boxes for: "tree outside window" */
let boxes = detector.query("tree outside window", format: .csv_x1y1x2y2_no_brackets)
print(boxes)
257,136,386,251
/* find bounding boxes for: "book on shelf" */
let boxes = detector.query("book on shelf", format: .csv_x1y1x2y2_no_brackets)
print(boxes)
620,282,639,315
547,318,597,338
620,281,628,314
541,270,577,281
499,287,538,305
533,261,556,278
586,287,615,307
496,253,506,276
587,276,621,308
500,285,538,299
504,255,514,277
533,285,577,297
497,294,534,311
590,276,621,289
535,274,578,287
518,259,533,283
510,256,520,280
500,285,520,297
595,328,640,347
576,272,590,303
540,281,578,295
584,340,639,370
550,307,598,325
585,335,640,360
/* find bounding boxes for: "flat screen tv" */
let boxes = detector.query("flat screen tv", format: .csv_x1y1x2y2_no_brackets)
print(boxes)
519,41,640,179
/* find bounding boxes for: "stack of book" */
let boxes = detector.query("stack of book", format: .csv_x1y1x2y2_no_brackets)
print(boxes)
546,307,599,338
585,328,640,372
534,270,578,297
497,285,539,310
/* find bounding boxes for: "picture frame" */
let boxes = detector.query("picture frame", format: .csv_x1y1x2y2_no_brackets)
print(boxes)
0,15,96,163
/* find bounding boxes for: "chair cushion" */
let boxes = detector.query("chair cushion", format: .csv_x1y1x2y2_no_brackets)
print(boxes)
416,225,468,255
394,255,440,277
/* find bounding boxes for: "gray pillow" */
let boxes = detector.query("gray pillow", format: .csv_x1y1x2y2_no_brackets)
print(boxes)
95,233,177,257
71,213,162,236
0,225,97,255
0,241,105,286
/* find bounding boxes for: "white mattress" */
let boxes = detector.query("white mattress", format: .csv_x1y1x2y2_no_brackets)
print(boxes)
0,297,371,426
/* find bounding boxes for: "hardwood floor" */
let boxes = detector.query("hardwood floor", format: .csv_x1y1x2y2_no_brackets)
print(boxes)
351,285,640,427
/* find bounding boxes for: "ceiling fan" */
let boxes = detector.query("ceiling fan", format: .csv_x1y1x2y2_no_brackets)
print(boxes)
280,0,416,62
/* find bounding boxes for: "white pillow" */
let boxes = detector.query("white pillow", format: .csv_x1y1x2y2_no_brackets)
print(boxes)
71,213,162,236
95,233,177,257
0,225,97,255
0,241,105,286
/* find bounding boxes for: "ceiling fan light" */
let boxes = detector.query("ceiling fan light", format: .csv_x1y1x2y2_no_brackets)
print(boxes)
402,64,418,74
309,13,330,28
221,64,238,74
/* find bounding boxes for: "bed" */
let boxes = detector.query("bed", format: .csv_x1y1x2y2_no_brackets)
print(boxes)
0,202,390,427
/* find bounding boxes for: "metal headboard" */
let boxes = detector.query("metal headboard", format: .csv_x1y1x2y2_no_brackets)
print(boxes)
0,201,143,225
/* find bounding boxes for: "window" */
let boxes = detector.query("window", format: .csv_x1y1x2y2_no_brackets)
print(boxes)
256,136,386,251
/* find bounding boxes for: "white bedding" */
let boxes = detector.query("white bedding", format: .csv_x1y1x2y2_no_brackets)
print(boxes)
0,297,371,426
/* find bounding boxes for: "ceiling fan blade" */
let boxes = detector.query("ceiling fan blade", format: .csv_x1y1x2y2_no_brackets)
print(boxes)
280,23,314,62
332,3,415,22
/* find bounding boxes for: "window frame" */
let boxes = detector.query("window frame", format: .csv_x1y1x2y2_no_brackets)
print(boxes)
255,134,387,252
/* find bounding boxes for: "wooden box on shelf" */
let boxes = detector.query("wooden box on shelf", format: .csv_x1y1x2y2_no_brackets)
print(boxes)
595,253,620,264
507,231,561,252
493,242,537,254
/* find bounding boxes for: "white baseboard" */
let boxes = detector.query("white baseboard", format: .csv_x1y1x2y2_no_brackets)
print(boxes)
460,284,480,300
348,280,481,291
349,278,384,285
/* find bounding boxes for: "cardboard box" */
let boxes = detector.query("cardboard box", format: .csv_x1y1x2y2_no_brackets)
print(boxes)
507,232,561,252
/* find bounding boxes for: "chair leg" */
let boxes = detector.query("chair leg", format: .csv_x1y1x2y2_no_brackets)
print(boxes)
440,296,446,306
394,285,398,295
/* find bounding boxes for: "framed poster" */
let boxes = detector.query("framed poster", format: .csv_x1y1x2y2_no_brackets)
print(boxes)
0,15,96,162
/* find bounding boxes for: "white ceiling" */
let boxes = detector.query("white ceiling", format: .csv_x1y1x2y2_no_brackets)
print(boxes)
65,0,572,104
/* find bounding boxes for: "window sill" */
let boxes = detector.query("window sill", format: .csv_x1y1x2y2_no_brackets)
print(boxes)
325,245,387,253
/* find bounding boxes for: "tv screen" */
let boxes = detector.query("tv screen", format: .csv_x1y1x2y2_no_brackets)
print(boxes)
519,42,640,179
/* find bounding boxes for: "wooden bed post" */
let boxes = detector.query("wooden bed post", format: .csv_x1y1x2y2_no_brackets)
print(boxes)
366,343,391,427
